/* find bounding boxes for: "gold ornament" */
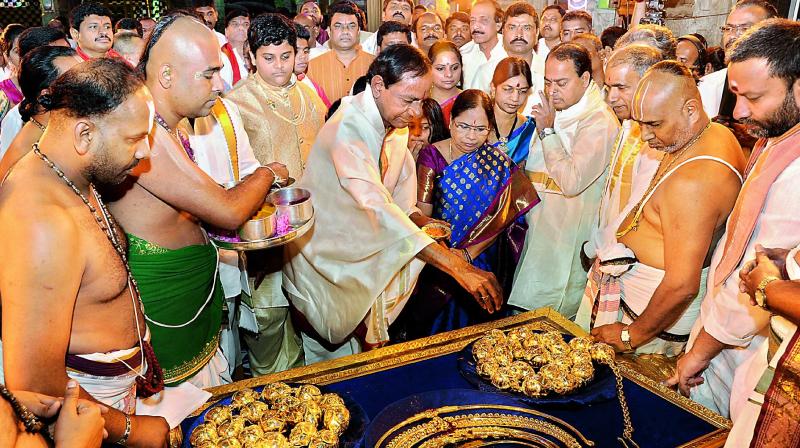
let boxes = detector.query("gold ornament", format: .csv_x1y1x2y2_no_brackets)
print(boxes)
218,437,243,448
297,384,322,402
569,336,593,352
323,405,350,436
205,405,233,426
260,432,291,448
261,382,293,403
190,423,218,446
289,421,317,446
318,394,345,409
590,343,616,364
309,429,339,448
238,425,265,445
218,417,247,439
231,389,259,409
240,401,269,423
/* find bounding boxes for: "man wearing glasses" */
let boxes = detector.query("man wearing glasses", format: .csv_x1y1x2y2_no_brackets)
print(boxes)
283,45,501,364
307,1,374,103
698,0,777,119
509,43,619,320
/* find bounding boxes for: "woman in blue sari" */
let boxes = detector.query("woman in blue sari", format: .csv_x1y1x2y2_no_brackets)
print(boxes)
391,90,539,341
487,57,537,167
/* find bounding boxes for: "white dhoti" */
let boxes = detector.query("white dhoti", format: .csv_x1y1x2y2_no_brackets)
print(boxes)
576,259,706,356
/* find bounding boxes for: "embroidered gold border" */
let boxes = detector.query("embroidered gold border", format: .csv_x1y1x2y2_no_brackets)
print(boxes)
185,309,730,447
164,332,220,384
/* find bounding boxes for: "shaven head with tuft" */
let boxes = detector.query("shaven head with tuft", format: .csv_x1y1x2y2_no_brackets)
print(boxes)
632,60,708,153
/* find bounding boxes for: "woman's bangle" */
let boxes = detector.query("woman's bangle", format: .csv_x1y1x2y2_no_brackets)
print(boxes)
116,413,131,446
462,248,473,264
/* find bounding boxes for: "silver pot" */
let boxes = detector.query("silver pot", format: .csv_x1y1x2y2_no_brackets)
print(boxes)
267,187,313,226
239,212,276,241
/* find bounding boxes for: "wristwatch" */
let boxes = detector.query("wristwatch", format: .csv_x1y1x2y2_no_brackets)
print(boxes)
755,276,780,309
620,326,634,352
538,127,556,140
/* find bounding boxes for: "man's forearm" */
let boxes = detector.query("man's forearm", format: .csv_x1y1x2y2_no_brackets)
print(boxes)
416,241,465,277
629,281,698,346
690,327,728,361
78,385,127,442
763,279,800,326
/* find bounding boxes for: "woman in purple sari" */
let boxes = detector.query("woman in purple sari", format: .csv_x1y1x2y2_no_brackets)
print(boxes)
392,90,539,341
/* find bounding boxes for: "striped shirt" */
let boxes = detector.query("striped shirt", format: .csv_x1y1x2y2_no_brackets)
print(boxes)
307,48,374,104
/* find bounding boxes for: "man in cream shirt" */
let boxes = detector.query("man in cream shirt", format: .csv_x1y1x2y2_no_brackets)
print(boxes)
461,0,507,90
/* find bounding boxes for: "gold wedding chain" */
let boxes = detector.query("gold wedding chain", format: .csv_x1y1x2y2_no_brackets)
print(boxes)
616,121,711,238
378,405,593,448
608,362,639,448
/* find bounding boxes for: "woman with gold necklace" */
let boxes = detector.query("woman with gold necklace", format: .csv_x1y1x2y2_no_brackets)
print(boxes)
396,90,539,339
0,46,80,182
487,57,537,167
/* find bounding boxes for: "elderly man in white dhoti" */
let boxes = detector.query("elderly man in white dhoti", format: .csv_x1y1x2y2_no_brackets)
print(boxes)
577,61,746,356
283,44,502,363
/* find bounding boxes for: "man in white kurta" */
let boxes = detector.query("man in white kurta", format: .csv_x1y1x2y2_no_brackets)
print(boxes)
282,92,425,362
667,20,800,417
509,44,619,318
283,45,502,364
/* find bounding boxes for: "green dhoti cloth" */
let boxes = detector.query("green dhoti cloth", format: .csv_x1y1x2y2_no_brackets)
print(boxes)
127,234,224,385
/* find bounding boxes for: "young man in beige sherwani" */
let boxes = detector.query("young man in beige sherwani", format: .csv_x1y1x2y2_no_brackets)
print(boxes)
225,13,326,375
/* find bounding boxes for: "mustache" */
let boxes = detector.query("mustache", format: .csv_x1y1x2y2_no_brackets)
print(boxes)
424,34,439,40
393,12,405,18
543,25,552,31
471,30,484,35
511,38,528,44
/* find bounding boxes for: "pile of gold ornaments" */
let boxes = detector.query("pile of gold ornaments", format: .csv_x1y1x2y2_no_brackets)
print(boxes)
473,327,615,398
189,382,350,448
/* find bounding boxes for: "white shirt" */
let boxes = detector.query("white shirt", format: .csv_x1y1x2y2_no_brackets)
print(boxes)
220,44,249,91
460,39,507,90
0,105,23,158
698,68,727,118
537,37,556,62
361,30,417,56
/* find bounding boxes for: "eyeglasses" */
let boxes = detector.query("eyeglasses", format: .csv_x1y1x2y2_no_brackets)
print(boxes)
720,23,754,33
453,121,490,135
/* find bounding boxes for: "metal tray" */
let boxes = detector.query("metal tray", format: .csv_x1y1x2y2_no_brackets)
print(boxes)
211,212,314,251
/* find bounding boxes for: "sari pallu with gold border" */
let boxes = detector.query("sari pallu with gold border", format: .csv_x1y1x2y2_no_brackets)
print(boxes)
391,145,539,340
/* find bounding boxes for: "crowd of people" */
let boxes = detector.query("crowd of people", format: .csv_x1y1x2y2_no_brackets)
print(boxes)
0,0,798,445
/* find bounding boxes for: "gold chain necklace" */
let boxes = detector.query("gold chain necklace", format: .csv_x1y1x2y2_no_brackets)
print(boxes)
616,121,711,238
261,82,308,126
